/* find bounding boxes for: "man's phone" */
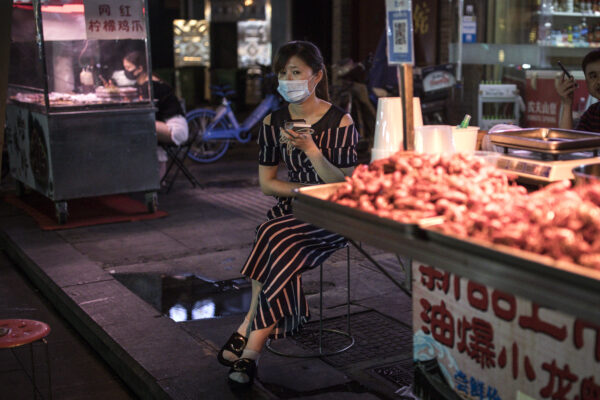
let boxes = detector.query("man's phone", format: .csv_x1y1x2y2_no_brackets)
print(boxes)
557,61,579,88
557,60,574,80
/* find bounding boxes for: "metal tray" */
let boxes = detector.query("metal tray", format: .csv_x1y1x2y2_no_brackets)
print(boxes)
489,128,600,152
294,183,428,239
421,223,600,283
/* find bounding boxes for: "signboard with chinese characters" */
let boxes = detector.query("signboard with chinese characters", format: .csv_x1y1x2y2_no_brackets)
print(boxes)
84,0,146,40
385,0,414,65
237,20,271,68
413,260,600,400
210,0,266,22
524,69,589,128
412,0,437,66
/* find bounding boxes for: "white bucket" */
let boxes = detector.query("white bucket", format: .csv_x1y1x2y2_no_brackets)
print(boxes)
451,126,480,153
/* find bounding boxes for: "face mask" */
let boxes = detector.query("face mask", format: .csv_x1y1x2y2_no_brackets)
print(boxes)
277,76,315,104
124,68,138,81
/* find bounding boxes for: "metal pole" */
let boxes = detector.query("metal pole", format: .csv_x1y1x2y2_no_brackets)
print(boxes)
319,264,323,354
346,245,351,334
457,0,464,83
0,0,11,184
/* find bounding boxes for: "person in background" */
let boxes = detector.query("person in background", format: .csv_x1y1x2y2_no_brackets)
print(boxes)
122,51,188,179
557,49,600,132
216,41,359,387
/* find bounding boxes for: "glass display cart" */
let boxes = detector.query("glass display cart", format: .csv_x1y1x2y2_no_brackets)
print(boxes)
5,0,159,223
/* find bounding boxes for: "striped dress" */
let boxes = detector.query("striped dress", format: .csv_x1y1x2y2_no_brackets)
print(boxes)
241,105,359,338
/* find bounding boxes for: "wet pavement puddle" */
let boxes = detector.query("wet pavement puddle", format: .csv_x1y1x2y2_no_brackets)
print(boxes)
112,273,252,322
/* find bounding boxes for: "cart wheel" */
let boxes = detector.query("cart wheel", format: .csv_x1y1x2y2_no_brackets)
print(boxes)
15,181,26,197
145,192,158,213
55,201,68,225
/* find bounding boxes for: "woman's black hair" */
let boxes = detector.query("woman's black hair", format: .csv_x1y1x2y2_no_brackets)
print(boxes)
123,51,146,71
273,41,330,102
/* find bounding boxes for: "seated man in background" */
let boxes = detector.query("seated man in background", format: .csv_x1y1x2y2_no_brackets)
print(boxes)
557,49,600,132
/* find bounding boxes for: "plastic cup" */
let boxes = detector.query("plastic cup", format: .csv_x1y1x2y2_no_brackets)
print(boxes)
371,97,404,162
451,126,480,153
414,125,455,154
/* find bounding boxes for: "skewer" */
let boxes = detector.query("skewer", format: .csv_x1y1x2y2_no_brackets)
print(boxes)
98,74,108,87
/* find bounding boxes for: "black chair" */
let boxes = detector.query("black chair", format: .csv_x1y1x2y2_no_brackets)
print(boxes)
160,100,203,193
159,134,203,193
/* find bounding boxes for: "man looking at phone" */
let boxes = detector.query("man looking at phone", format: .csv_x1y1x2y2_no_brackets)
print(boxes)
557,49,600,131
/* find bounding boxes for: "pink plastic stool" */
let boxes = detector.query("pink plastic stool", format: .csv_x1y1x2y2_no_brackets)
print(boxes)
0,319,52,399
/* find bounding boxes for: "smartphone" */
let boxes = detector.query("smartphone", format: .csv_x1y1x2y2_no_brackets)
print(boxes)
284,119,312,131
557,60,573,80
557,61,579,88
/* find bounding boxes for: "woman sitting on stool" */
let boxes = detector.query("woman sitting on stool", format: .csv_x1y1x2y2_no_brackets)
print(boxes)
217,40,359,387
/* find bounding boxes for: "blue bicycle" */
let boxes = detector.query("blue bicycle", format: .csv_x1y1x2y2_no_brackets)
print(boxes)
186,85,282,163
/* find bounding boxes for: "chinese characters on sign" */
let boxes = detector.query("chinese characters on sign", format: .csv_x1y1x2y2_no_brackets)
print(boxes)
524,70,589,128
527,100,558,125
84,0,145,40
413,262,600,400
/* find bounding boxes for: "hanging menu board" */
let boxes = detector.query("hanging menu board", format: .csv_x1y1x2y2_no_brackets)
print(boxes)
84,0,146,40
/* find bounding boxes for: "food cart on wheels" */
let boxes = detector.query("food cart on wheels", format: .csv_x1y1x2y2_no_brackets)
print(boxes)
5,0,159,224
293,152,600,400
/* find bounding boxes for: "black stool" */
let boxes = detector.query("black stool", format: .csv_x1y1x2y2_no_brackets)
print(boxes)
160,140,203,193
266,246,354,357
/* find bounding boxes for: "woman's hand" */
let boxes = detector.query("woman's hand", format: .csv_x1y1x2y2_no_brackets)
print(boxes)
281,128,319,156
556,72,577,105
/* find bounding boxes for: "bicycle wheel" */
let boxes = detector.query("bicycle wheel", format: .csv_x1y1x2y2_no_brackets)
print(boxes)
186,108,230,163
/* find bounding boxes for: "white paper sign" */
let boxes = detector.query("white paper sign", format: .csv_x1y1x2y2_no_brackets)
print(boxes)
412,260,600,400
84,0,146,40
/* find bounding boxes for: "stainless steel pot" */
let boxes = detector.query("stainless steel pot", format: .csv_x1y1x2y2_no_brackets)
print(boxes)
572,163,600,185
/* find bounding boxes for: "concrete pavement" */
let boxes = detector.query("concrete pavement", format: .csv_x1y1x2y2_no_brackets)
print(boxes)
0,142,415,399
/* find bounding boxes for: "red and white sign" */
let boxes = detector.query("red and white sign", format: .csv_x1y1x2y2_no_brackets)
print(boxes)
412,260,600,400
525,70,589,128
84,0,145,40
423,70,456,93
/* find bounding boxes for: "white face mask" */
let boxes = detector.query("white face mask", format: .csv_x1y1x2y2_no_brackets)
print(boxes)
277,76,315,104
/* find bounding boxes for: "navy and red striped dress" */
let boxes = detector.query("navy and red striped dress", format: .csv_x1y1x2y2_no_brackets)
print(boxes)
241,104,359,338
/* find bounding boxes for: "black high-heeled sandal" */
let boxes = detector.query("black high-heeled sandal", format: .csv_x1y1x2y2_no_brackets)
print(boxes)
217,332,247,367
227,358,257,388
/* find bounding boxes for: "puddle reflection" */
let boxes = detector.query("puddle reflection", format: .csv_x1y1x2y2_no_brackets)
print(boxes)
113,273,252,322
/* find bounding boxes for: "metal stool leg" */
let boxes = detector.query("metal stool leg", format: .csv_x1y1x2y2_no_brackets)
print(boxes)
43,338,52,400
266,248,354,358
29,343,35,399
23,339,51,399
347,245,351,335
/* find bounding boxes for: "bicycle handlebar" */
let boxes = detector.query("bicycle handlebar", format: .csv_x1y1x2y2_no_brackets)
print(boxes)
210,84,236,99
